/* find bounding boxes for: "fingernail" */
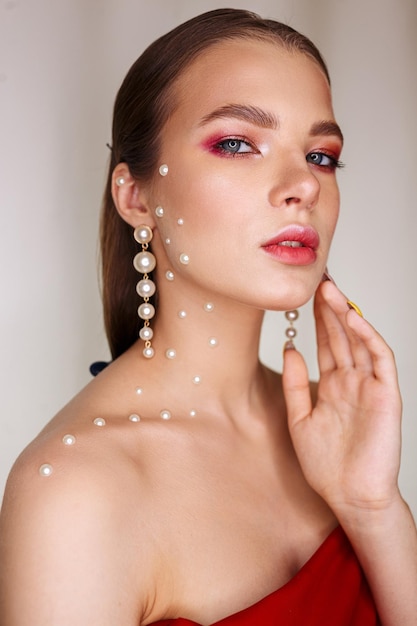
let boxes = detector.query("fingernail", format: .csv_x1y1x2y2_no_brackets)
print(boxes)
284,340,296,351
322,267,336,284
347,300,363,317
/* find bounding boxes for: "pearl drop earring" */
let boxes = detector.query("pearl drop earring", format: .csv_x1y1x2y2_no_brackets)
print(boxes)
284,310,299,350
133,225,156,358
159,164,169,177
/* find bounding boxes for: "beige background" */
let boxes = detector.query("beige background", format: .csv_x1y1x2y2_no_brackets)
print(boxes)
1,0,416,513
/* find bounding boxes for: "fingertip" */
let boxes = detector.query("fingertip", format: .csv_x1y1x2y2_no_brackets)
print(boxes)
283,340,296,352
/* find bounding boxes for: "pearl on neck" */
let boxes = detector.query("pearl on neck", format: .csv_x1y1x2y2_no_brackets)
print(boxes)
208,337,218,347
160,410,172,420
166,270,175,281
192,375,201,385
93,417,106,427
165,349,177,359
155,206,164,217
204,302,214,312
178,310,187,319
129,414,141,422
159,164,169,176
179,253,190,265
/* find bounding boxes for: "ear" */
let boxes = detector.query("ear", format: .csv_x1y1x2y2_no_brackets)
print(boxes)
111,163,156,229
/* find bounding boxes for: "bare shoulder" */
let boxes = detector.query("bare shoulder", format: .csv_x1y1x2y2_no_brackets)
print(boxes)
0,401,160,626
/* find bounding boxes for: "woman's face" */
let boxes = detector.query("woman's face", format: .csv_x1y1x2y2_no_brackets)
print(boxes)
146,39,342,312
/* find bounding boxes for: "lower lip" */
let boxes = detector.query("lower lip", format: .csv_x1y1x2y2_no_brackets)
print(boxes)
262,244,317,265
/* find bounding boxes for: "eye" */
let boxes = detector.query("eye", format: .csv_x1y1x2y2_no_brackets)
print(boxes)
306,151,344,170
214,137,255,156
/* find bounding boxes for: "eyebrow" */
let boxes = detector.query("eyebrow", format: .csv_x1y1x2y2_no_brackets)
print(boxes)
198,104,278,129
198,103,343,143
310,120,344,144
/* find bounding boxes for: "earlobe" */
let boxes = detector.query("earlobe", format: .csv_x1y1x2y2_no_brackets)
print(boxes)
111,164,156,229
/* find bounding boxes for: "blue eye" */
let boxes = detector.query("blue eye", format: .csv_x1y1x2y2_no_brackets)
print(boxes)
306,151,343,170
216,138,253,155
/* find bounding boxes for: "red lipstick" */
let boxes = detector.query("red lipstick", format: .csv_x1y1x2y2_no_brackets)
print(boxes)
262,225,319,265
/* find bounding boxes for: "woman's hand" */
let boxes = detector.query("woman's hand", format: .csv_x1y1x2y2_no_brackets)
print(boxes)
282,279,402,517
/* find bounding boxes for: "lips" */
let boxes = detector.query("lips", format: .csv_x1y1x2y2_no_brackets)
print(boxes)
262,225,319,266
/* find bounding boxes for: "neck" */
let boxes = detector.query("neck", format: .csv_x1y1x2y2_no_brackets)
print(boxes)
135,275,275,421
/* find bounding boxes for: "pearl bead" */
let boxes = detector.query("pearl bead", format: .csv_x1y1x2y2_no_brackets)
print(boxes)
39,463,53,477
135,387,143,395
155,206,164,217
62,434,76,446
115,176,125,186
165,238,171,244
133,225,152,244
204,302,214,312
177,218,184,225
136,279,156,298
166,270,174,281
178,310,187,319
189,410,197,417
160,410,172,420
93,417,106,426
133,251,156,274
165,349,176,359
192,375,201,385
159,164,169,176
285,327,297,339
139,326,153,341
209,337,218,347
129,414,141,422
285,310,299,322
143,346,155,359
179,253,190,265
138,302,155,320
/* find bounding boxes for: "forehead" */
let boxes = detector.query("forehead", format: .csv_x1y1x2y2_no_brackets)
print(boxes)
171,38,333,121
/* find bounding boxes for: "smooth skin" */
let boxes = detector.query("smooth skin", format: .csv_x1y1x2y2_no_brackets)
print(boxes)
0,39,416,626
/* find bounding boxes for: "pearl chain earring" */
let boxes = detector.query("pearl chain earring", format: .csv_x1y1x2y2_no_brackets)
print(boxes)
284,309,299,350
133,225,156,358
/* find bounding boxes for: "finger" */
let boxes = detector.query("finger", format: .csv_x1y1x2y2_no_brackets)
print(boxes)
315,283,354,371
346,309,400,386
320,282,374,373
344,317,374,373
282,346,312,429
314,287,336,372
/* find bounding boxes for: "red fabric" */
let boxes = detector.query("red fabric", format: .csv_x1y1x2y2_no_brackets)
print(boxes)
150,526,380,625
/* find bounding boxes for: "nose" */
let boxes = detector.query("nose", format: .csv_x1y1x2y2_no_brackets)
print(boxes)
268,158,320,210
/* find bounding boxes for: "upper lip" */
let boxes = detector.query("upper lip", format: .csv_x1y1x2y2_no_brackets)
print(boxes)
262,225,320,250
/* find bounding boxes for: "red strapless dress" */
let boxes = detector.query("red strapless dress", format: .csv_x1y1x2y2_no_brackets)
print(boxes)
150,526,380,625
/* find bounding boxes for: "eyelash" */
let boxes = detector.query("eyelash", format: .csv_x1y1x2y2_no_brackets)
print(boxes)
211,137,345,170
306,151,345,171
212,137,256,157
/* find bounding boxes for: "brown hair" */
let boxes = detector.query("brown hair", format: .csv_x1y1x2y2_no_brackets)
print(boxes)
100,8,330,359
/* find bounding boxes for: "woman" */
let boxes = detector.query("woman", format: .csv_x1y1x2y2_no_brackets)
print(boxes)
0,8,416,625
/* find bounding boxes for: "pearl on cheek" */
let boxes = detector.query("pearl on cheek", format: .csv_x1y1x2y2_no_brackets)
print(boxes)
180,253,190,265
